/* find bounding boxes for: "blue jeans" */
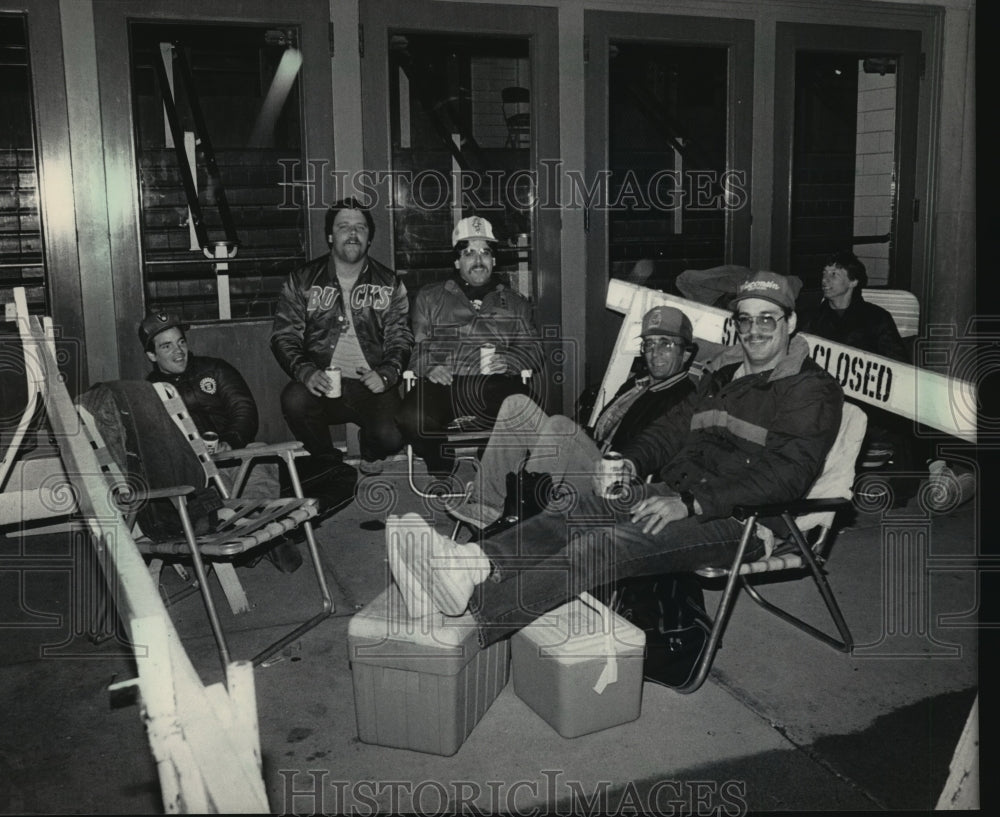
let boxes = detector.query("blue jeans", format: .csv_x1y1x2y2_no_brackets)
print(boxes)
396,375,535,476
468,487,750,647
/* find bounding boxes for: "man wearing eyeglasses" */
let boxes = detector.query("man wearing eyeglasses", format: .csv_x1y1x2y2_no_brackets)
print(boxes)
385,271,845,642
397,216,543,480
449,305,697,532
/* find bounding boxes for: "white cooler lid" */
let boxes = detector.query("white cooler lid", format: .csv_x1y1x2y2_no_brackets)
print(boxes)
518,592,645,658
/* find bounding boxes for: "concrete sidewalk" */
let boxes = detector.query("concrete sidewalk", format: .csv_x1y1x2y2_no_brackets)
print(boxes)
0,458,984,814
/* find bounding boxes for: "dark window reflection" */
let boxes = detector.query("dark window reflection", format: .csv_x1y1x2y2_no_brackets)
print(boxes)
388,33,534,300
608,42,729,294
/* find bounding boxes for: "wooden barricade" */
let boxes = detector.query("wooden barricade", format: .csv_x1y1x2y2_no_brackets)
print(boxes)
592,280,977,445
17,299,269,813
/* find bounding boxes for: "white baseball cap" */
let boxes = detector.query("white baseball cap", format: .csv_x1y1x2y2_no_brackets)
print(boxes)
452,216,497,246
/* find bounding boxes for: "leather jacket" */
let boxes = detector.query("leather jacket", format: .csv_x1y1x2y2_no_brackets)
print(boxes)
270,254,413,388
409,278,542,377
146,353,258,449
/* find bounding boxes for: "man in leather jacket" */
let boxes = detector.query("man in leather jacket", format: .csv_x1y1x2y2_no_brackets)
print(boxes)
140,312,303,572
271,198,413,480
396,215,543,480
141,312,259,453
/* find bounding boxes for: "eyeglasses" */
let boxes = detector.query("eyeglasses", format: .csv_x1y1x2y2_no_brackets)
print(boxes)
640,337,683,353
734,313,786,334
459,246,494,260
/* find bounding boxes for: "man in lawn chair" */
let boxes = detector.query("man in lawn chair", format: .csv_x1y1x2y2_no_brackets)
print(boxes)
386,271,845,645
396,215,544,481
448,305,698,534
138,312,302,573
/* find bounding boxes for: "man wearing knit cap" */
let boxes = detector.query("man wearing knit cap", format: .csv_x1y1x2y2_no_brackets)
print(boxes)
449,304,697,532
385,271,846,646
397,215,543,481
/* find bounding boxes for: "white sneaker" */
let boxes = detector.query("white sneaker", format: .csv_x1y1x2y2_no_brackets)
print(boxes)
386,513,491,617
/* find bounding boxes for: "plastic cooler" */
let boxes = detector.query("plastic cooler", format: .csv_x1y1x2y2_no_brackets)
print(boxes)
347,584,510,756
511,591,645,738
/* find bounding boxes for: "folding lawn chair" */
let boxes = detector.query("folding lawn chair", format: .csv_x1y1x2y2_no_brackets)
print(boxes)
68,381,333,670
676,402,868,693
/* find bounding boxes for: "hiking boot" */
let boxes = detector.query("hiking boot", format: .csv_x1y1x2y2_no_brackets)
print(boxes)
386,513,491,617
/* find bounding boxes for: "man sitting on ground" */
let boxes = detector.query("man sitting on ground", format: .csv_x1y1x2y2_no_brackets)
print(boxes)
386,271,844,646
449,305,698,532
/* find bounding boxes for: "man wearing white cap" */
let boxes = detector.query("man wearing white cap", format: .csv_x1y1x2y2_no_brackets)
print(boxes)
386,271,845,646
397,215,543,480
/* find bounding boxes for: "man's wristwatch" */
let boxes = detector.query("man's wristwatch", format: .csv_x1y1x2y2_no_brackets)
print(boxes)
679,490,698,517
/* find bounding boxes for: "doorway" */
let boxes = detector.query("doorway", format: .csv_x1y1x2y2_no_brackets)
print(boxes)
584,12,754,387
360,0,562,409
771,23,924,293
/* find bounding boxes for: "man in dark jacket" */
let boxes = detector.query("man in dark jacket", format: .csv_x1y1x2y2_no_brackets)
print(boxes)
797,251,908,363
140,312,302,572
797,250,918,480
271,198,413,480
386,272,845,645
141,313,259,451
396,215,543,479
449,304,698,530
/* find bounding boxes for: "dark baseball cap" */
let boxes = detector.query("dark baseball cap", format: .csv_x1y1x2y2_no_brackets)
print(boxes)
138,312,188,350
640,305,694,345
729,271,798,312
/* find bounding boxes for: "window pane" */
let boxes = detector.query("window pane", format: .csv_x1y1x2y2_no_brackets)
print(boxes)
129,22,307,320
790,51,899,287
0,14,46,312
388,32,534,299
608,42,729,291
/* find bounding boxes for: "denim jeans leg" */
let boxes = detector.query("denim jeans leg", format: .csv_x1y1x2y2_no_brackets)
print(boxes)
470,491,746,647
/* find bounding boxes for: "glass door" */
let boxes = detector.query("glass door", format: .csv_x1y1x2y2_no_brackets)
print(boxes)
771,23,923,292
584,12,754,385
361,0,562,408
94,0,333,379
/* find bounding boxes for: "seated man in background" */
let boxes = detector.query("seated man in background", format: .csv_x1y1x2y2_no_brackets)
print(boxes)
397,216,544,481
388,271,845,641
270,198,412,490
139,311,302,572
449,305,697,532
797,250,920,484
797,251,909,362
